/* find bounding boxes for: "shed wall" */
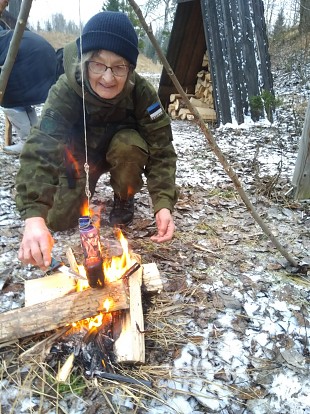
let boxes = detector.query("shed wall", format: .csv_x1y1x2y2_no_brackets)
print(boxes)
158,0,274,125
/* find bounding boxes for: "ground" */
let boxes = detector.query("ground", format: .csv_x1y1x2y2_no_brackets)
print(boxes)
0,66,310,413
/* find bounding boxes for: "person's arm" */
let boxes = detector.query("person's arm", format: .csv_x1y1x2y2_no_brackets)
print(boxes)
134,75,179,241
16,77,81,268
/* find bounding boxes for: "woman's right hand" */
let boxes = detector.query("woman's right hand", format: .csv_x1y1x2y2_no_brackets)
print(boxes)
18,217,54,270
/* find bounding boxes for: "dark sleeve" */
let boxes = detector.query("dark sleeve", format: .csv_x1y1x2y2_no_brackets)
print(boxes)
134,75,179,213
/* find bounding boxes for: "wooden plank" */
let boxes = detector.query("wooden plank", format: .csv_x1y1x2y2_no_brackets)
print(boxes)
0,280,129,344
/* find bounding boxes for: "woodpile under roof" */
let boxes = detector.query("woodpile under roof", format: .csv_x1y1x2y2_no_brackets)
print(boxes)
158,0,274,125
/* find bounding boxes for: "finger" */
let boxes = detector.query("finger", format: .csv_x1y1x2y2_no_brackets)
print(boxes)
40,239,53,268
24,241,45,268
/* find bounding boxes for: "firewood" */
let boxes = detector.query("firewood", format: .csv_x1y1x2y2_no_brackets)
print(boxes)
189,97,211,108
142,263,163,293
168,103,176,114
196,107,217,121
56,353,75,382
66,247,79,274
4,115,12,146
170,109,177,119
170,93,194,102
0,280,129,344
113,260,145,363
24,272,76,306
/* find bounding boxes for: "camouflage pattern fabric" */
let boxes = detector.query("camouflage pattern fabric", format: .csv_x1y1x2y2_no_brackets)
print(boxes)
15,41,178,231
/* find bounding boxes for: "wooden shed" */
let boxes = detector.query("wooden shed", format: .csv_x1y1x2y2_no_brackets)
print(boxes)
158,0,274,125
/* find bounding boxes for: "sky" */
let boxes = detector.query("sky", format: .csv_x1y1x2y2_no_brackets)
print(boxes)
27,0,106,26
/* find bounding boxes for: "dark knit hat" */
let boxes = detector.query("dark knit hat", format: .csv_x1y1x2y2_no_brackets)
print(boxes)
76,11,139,67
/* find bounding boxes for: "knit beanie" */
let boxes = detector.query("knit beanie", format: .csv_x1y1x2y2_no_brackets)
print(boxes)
76,11,139,67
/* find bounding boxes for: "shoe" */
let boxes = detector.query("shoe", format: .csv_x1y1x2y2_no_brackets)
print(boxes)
3,142,24,155
109,194,134,226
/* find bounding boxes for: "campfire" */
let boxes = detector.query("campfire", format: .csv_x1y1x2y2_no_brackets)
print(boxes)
0,206,163,387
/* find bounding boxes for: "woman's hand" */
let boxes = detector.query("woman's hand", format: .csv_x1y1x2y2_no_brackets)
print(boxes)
150,208,175,243
18,217,54,269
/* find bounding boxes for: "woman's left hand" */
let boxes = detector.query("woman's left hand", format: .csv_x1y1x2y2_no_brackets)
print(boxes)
150,208,175,243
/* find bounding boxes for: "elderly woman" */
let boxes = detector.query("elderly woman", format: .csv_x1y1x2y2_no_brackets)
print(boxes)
16,11,178,270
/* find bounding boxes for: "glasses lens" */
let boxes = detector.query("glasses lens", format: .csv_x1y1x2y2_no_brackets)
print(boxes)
88,62,129,77
88,61,106,74
112,65,129,77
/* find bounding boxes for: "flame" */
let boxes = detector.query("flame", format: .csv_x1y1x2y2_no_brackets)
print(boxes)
75,265,89,292
103,229,131,282
65,148,80,179
72,229,132,331
75,229,131,291
80,200,90,217
103,298,112,312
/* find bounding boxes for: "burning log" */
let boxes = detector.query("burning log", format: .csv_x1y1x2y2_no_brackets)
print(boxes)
0,280,129,344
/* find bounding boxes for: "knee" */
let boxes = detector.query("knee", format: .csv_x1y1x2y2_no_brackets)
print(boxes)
106,129,148,165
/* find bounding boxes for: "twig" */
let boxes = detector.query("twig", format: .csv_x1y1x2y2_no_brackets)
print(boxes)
128,0,299,268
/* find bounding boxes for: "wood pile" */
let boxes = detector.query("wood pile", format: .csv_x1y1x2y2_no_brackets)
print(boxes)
167,52,217,122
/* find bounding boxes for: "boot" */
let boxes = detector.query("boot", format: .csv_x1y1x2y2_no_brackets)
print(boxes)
109,194,134,226
3,142,24,155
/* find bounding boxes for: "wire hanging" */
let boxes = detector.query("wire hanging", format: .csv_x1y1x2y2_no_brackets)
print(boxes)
78,0,91,212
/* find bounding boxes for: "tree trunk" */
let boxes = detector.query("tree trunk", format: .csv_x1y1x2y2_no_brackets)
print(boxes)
299,0,310,34
292,98,310,199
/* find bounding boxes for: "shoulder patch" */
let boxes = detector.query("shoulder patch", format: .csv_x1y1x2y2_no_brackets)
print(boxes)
147,102,163,120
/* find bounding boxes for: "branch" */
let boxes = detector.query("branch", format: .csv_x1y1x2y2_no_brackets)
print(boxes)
0,0,33,105
128,0,299,268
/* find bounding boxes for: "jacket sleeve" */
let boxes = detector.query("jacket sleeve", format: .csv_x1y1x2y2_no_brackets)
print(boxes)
134,75,179,213
15,76,82,221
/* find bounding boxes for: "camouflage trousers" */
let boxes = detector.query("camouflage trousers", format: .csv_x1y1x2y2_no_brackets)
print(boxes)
47,129,148,231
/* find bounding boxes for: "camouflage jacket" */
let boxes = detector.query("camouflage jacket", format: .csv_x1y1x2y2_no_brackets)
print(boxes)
15,41,178,221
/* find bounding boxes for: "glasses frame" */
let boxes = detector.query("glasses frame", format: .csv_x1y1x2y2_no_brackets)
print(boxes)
87,61,131,77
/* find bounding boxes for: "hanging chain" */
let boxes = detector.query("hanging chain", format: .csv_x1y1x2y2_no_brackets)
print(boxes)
78,0,91,210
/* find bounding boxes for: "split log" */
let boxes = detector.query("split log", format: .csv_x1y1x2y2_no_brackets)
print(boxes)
25,272,77,306
113,260,145,363
196,107,217,121
170,93,194,102
142,263,163,293
189,97,211,108
0,280,129,344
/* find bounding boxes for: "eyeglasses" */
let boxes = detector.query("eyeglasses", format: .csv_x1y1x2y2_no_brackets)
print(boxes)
87,61,130,77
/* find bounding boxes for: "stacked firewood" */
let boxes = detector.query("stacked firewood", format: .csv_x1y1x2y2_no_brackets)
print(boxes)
167,52,217,122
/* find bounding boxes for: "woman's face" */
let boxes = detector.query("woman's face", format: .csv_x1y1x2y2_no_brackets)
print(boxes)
87,50,130,99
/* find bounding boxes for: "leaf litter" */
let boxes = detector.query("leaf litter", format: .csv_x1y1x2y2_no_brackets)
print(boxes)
0,68,310,413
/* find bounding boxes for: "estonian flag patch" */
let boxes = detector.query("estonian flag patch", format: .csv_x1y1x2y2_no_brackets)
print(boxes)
147,102,163,120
